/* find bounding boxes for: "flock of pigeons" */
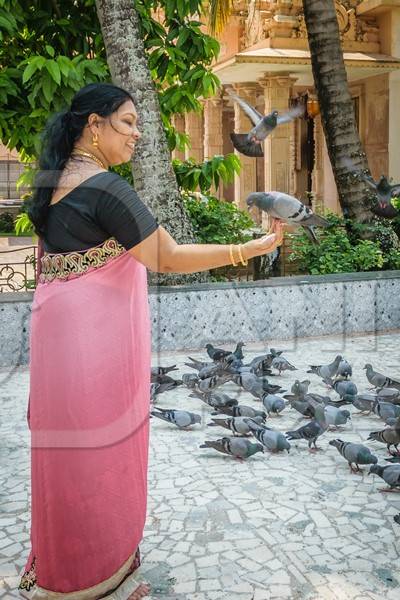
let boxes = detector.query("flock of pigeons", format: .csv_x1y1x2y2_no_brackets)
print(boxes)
226,87,400,230
151,342,400,526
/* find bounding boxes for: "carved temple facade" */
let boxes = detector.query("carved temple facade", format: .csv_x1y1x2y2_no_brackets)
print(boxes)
173,0,400,220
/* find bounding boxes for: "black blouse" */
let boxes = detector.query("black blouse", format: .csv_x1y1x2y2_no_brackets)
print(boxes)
43,171,159,254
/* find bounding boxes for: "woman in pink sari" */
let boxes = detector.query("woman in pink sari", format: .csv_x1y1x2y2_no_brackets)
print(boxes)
18,83,283,599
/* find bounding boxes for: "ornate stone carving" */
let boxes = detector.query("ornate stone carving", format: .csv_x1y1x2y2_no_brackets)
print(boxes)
241,0,379,48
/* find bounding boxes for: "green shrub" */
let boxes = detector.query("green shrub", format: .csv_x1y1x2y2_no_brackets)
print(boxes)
182,193,254,245
0,212,16,233
288,212,387,275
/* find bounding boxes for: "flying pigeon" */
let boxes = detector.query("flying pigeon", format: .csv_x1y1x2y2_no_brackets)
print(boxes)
329,439,377,473
200,436,264,459
227,88,304,157
369,464,400,492
151,408,201,429
246,191,331,244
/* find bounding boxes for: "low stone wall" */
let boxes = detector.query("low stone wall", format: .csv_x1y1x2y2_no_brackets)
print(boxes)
1,270,400,367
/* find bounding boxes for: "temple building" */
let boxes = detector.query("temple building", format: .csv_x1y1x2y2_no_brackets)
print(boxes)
173,0,400,220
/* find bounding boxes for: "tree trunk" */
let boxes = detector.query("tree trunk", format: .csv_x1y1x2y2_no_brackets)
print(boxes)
302,0,375,226
95,0,208,284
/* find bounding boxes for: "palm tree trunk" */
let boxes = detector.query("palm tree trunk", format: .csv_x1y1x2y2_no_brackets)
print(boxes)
95,0,208,284
302,0,375,226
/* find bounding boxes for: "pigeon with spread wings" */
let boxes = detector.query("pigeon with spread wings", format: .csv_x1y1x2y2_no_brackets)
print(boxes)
227,88,304,157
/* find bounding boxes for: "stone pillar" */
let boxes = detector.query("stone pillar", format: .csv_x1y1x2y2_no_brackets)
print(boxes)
258,74,297,229
203,94,224,198
171,114,185,161
185,111,204,162
230,83,260,212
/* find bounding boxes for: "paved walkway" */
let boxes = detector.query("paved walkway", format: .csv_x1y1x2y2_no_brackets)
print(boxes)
1,332,400,599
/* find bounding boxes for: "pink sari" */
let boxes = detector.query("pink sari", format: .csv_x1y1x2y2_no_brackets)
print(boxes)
19,237,151,599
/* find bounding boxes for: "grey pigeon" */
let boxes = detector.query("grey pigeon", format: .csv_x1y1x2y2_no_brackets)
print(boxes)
337,358,352,379
373,401,400,422
198,363,226,380
181,373,199,389
151,365,178,377
227,88,304,157
342,158,400,219
307,355,343,380
212,405,267,419
314,404,351,428
368,416,400,455
364,364,400,391
286,419,328,452
185,357,214,371
378,387,400,404
245,419,290,453
290,379,311,398
151,373,183,387
247,191,331,244
150,381,176,402
189,389,238,409
369,464,400,492
207,415,265,436
197,373,232,392
232,373,283,399
329,439,377,473
351,394,376,414
205,344,233,362
324,377,358,401
200,436,264,459
286,397,315,418
262,393,285,416
151,408,201,429
271,356,297,375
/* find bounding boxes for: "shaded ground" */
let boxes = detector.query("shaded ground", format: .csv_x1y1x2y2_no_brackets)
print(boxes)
1,331,400,599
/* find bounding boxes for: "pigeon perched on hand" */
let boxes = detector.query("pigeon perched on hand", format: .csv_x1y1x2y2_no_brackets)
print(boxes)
307,355,343,380
200,436,264,459
227,88,304,157
364,364,400,391
246,191,331,244
245,419,291,453
329,439,377,473
151,408,201,429
369,464,400,492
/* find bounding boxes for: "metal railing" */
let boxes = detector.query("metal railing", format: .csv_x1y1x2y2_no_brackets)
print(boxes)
0,245,38,292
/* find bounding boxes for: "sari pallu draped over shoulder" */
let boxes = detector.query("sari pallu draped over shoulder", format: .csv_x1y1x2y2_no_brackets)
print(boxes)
19,237,151,599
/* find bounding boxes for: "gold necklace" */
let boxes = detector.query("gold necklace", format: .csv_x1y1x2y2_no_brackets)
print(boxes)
71,146,107,170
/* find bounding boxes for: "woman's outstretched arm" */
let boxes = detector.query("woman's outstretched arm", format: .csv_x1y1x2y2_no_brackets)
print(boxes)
128,220,284,274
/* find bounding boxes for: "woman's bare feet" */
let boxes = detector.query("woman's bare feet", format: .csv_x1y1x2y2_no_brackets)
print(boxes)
127,581,151,599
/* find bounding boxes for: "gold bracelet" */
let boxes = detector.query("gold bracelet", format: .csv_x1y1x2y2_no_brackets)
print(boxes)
238,244,248,266
229,244,237,267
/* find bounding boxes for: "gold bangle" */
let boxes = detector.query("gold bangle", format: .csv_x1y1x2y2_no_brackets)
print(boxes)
238,244,248,266
229,244,237,267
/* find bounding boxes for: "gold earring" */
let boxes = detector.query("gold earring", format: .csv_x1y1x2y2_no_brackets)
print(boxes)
92,133,99,148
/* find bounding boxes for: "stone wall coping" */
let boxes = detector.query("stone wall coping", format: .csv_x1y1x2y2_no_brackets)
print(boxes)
1,270,400,302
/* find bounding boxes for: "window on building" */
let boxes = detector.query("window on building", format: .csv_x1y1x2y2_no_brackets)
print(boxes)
0,161,29,200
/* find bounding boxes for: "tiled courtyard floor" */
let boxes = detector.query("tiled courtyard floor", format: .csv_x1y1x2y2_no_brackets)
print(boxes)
1,331,400,599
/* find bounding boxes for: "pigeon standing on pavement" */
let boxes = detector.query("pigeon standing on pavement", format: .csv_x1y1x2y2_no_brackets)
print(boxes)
151,365,178,377
151,408,201,429
271,356,297,375
373,401,400,423
211,405,267,420
290,379,311,399
262,393,286,416
323,377,358,401
329,439,377,473
200,437,264,459
246,192,331,244
307,355,343,380
369,464,400,492
364,364,400,391
207,415,265,436
368,417,400,455
227,88,304,157
190,389,238,409
337,358,353,379
245,419,291,453
351,394,376,414
286,417,328,452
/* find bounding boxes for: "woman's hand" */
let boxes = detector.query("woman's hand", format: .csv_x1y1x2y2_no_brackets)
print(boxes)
242,219,285,260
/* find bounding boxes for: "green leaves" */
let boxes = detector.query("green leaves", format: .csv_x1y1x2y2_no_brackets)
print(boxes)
173,154,241,194
183,193,254,245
